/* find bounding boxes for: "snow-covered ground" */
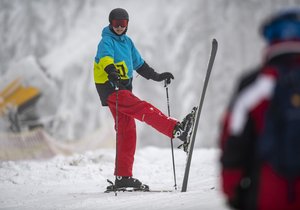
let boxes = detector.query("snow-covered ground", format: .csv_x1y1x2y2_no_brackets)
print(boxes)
2,1,300,209
0,147,229,210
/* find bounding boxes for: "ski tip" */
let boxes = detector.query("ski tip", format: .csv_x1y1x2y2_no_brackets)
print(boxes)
212,38,218,47
212,38,218,52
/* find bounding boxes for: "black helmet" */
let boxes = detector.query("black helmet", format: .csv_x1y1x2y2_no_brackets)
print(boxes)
109,8,129,23
260,8,300,43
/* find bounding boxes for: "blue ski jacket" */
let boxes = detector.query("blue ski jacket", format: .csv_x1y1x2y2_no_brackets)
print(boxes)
94,26,144,84
94,26,159,106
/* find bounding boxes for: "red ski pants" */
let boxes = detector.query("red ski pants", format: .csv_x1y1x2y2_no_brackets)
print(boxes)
107,90,178,176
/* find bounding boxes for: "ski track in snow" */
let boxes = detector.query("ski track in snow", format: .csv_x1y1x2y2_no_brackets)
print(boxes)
0,147,229,210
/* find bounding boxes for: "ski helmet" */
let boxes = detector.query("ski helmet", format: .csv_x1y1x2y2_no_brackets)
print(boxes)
109,8,129,23
260,8,300,43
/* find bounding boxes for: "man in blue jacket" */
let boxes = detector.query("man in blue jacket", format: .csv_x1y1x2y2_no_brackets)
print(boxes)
94,8,194,190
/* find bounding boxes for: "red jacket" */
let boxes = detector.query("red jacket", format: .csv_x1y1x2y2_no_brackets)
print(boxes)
219,41,300,210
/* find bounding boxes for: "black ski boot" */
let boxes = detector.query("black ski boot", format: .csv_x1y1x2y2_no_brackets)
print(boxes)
173,107,197,142
106,176,149,192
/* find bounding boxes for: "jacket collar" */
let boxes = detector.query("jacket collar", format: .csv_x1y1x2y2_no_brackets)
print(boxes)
264,41,300,61
102,26,126,41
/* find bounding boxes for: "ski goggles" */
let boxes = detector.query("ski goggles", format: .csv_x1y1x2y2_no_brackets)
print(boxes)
111,19,128,28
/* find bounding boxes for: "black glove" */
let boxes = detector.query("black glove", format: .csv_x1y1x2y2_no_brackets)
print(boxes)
136,62,174,84
107,71,120,82
104,64,120,83
155,72,174,84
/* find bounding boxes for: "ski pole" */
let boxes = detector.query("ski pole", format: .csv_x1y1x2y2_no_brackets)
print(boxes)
114,81,119,196
164,79,177,190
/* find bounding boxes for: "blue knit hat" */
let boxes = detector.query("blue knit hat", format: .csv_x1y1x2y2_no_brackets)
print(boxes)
260,8,300,44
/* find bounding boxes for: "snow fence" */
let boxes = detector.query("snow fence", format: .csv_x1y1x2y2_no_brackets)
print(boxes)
0,129,72,161
0,128,115,161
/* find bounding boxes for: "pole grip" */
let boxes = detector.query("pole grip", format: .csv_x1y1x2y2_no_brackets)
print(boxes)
164,79,168,88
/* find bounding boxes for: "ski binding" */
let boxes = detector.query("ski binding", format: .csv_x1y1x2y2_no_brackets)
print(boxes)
178,107,197,153
104,179,172,193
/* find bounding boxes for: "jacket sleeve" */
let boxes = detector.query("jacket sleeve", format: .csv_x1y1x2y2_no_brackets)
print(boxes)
127,37,161,80
219,110,244,202
136,61,160,80
219,71,260,208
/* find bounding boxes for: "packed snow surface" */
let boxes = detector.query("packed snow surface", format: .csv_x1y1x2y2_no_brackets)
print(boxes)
1,1,299,209
0,147,229,210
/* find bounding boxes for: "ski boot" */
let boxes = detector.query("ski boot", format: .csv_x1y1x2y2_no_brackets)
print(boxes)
105,176,149,192
174,107,197,152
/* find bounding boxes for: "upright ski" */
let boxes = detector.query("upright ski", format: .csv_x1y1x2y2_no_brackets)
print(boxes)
181,39,218,192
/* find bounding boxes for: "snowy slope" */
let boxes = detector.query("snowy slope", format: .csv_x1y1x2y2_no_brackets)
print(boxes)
2,1,300,210
1,1,300,208
0,147,229,210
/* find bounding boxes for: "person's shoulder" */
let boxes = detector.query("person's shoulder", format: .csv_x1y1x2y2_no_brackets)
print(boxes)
102,35,113,42
98,36,114,49
100,28,114,45
123,34,134,43
101,26,114,39
236,67,261,93
125,35,138,49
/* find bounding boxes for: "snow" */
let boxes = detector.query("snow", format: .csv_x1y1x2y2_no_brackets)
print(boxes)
1,1,300,209
0,147,229,210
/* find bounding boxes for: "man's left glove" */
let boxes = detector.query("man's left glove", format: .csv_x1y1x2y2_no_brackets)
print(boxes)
136,62,174,85
154,72,174,84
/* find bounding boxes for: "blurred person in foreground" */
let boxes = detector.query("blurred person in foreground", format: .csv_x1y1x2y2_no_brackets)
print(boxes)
93,8,195,191
219,8,300,210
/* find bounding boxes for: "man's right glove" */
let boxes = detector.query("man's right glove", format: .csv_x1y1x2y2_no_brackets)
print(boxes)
105,64,120,82
108,71,120,82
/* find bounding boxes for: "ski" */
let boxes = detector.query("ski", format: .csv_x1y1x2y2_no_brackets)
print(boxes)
181,39,218,192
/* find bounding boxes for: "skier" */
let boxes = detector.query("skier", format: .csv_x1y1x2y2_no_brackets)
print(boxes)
219,8,300,210
94,8,195,190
